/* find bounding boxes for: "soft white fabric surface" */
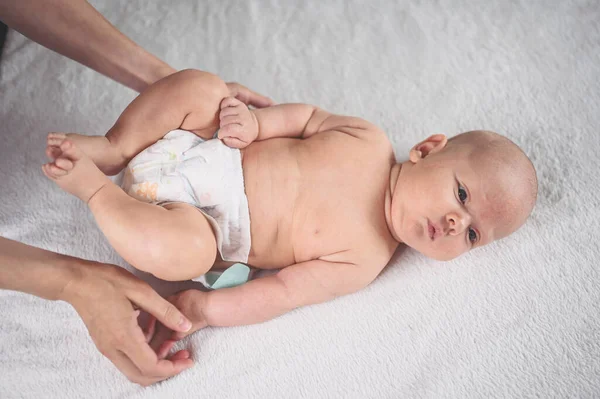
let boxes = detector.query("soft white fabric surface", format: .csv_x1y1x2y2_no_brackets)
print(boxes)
1,0,599,397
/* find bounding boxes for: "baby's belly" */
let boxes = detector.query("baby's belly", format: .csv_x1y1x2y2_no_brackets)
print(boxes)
241,139,300,269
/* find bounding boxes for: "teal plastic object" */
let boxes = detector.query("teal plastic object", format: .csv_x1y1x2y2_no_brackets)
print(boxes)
204,263,251,289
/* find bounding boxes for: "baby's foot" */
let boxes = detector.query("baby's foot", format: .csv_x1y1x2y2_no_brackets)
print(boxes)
46,133,127,176
43,139,112,203
217,96,259,149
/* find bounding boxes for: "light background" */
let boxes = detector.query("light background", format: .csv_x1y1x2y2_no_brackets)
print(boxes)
1,0,599,397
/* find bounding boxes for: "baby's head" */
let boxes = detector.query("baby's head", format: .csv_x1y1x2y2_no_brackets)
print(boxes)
388,130,537,261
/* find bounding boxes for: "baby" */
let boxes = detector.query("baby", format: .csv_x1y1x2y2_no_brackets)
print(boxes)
43,69,537,338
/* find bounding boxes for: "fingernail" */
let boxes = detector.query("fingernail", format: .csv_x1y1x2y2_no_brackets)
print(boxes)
179,318,192,331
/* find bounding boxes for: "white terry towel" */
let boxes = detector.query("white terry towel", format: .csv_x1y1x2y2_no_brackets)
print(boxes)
1,0,599,397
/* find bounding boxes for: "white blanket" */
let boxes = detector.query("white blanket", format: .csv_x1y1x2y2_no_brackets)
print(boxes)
1,0,599,397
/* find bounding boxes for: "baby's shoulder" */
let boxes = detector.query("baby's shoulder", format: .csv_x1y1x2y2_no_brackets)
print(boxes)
351,118,391,145
324,115,391,148
339,227,399,270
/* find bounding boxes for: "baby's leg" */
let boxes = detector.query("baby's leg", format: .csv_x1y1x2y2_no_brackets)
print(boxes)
46,133,126,176
47,70,229,176
43,140,217,281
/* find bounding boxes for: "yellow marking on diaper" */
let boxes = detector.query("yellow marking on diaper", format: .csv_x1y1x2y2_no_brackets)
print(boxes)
169,152,176,160
135,181,159,201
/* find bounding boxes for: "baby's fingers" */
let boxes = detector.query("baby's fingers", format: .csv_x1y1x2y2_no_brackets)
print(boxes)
218,124,246,145
221,136,248,149
219,106,239,120
220,115,242,126
220,96,243,110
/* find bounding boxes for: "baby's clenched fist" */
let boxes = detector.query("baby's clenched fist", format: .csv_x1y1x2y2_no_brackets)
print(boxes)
218,96,259,149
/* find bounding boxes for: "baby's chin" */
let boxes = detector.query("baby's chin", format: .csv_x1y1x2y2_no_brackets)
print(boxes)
418,250,459,262
397,227,465,261
410,243,464,262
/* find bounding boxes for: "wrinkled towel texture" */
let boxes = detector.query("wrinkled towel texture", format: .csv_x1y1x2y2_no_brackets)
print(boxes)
0,0,599,398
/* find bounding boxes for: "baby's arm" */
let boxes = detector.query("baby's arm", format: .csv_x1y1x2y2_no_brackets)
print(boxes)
169,259,380,333
218,97,381,148
106,69,229,161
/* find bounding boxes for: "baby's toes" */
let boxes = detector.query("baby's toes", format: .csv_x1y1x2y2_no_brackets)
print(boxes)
42,163,67,178
47,132,67,147
45,146,61,160
59,140,83,162
54,157,74,172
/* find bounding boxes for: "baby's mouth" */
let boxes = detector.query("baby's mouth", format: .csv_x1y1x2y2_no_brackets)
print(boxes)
427,220,436,240
427,219,442,241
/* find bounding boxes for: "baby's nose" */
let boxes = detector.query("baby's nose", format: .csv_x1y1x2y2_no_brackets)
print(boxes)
445,211,470,235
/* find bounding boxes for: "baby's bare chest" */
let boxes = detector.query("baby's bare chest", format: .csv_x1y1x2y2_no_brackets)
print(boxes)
242,134,394,268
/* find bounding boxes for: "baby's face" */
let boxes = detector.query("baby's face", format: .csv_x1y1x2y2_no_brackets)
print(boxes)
390,137,530,261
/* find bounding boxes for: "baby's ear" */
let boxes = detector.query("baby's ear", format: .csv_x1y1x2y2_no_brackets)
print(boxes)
409,134,448,163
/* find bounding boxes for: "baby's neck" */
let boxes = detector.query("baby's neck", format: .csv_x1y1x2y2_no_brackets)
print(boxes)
384,163,403,243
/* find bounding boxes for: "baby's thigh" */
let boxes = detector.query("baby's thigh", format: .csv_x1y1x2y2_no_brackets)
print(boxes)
151,202,218,281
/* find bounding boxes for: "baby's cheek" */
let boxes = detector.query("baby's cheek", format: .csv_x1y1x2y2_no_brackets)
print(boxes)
434,240,467,261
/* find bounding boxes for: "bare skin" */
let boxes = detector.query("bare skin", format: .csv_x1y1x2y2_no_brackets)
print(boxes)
1,0,273,385
43,70,536,346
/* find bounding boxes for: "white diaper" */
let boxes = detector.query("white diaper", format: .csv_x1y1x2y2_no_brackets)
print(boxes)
121,129,251,263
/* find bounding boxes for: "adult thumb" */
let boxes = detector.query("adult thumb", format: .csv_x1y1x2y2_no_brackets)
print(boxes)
130,288,192,333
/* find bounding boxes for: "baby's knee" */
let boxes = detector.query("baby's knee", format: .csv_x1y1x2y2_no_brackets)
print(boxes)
143,234,217,282
175,69,229,100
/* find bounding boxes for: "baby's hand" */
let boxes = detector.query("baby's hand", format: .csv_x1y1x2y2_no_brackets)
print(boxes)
147,289,210,358
218,96,259,149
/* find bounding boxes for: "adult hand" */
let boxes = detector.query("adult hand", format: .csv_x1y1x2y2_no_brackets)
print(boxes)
146,289,210,359
226,82,274,109
62,261,195,386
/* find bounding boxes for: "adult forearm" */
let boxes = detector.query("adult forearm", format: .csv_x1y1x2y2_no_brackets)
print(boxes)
0,237,80,301
0,0,175,92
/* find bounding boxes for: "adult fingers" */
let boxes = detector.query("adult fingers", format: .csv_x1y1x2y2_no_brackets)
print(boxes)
242,90,274,108
122,327,193,380
168,350,191,361
128,285,192,333
113,349,188,387
144,315,157,343
111,350,158,386
157,340,177,360
226,82,274,108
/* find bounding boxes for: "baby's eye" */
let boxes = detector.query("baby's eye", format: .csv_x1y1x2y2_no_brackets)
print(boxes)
458,186,468,203
468,228,477,243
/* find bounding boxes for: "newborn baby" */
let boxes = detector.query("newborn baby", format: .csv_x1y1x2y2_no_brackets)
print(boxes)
43,69,537,337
